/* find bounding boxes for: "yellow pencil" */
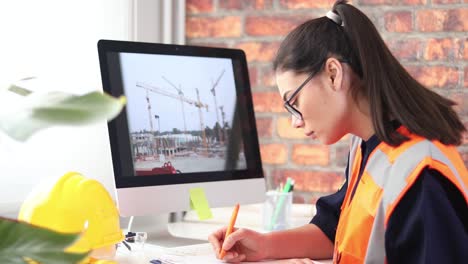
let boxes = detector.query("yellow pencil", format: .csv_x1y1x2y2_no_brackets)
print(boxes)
219,203,240,259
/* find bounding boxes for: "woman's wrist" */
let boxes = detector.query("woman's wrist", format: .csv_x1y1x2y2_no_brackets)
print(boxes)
262,231,276,259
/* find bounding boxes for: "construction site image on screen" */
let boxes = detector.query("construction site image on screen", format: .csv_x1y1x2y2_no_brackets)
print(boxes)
120,53,247,177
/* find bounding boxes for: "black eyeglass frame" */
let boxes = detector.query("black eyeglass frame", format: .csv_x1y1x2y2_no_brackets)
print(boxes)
283,59,349,121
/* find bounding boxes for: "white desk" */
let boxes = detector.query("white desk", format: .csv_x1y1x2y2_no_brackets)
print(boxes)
176,203,316,238
115,203,332,264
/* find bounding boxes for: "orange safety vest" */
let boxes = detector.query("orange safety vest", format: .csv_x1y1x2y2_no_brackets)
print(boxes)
333,127,468,263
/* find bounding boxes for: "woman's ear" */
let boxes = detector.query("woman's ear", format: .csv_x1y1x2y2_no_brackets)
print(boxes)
324,58,344,92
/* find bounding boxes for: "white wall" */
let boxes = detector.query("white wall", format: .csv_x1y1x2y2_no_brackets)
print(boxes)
0,0,129,218
0,0,186,218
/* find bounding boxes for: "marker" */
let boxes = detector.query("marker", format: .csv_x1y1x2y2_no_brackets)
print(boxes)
289,181,295,192
219,203,240,259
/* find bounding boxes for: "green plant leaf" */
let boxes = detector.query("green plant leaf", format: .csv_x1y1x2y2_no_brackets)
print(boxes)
0,217,89,264
0,90,126,141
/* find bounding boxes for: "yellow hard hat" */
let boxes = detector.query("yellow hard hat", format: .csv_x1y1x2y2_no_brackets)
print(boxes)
18,172,124,253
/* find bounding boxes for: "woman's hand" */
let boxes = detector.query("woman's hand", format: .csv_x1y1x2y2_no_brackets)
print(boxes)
208,226,269,262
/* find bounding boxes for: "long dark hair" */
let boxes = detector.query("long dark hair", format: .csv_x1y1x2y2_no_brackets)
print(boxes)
273,0,466,146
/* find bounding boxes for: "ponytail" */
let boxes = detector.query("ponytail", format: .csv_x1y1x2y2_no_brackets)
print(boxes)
274,0,466,146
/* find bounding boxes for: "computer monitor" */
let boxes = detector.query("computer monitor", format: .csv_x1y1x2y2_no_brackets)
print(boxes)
97,40,266,235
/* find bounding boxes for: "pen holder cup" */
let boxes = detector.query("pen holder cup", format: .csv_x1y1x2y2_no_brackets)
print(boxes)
262,190,292,231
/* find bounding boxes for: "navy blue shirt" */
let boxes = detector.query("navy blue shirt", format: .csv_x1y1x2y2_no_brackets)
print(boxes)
310,134,468,263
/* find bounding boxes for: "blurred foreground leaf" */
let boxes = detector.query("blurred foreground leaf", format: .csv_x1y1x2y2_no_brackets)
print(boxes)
0,217,88,264
0,88,126,141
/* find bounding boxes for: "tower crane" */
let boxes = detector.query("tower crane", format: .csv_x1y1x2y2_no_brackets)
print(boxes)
195,88,208,152
162,76,188,142
219,106,227,142
210,69,225,144
145,89,154,133
136,81,209,153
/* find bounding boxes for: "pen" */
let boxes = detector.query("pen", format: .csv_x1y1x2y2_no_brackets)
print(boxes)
269,177,293,230
122,240,132,251
219,203,240,259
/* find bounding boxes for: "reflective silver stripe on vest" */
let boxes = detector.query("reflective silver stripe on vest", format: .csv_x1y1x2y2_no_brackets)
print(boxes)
365,199,386,264
363,140,465,263
348,136,362,181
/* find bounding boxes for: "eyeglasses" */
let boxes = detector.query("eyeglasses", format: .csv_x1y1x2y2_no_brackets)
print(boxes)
283,73,315,121
283,59,349,121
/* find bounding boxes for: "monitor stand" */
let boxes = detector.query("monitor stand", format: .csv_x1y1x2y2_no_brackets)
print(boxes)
122,212,207,248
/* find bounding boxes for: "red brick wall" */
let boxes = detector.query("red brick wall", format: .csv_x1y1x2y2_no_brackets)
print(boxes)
186,0,468,204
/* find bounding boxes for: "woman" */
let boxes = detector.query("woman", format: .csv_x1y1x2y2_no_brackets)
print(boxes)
208,0,468,263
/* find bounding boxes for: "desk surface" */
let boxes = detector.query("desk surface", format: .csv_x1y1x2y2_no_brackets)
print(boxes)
177,203,316,239
116,242,333,264
115,203,331,264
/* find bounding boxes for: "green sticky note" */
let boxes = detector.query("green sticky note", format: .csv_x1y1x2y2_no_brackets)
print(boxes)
189,187,213,220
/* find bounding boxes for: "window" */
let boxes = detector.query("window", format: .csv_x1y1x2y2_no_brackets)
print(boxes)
0,1,186,218
0,0,184,218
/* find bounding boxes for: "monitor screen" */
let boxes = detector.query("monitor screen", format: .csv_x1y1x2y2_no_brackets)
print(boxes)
122,53,246,176
98,40,266,218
